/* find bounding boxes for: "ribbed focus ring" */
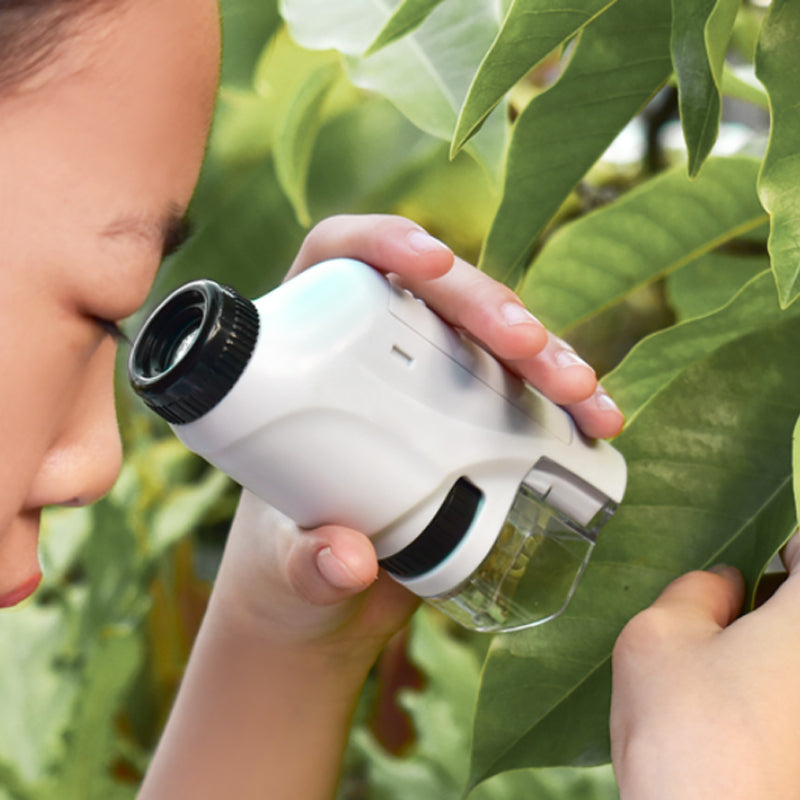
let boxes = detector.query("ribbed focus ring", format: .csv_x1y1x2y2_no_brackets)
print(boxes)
128,280,260,425
379,478,483,579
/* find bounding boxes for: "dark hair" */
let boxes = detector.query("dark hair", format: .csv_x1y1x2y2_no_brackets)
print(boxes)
0,0,112,95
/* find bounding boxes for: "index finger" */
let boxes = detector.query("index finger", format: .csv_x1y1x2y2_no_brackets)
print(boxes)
285,214,454,283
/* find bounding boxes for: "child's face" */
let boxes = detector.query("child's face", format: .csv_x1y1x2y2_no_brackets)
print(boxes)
0,0,220,606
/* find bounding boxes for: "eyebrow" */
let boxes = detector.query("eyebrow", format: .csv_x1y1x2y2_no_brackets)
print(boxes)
100,204,191,258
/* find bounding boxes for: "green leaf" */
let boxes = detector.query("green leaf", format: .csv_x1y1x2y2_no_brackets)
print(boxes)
666,250,767,321
721,62,769,110
51,634,142,800
150,469,232,555
282,0,510,181
365,0,448,56
452,0,619,154
352,611,619,800
469,282,800,785
479,0,672,285
671,0,740,177
279,0,387,54
755,0,800,308
606,269,800,422
274,62,339,226
519,156,766,336
0,604,76,787
307,99,454,221
219,0,281,89
469,765,619,800
156,157,306,300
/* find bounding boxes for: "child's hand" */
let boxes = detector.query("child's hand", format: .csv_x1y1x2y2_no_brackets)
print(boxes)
140,215,625,799
611,536,800,799
211,214,624,657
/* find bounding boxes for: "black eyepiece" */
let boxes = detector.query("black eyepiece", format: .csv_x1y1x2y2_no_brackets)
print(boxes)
128,280,259,425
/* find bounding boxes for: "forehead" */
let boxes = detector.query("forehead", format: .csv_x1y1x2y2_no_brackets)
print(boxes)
0,0,220,315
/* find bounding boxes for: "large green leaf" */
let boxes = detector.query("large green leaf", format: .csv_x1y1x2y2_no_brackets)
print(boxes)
452,0,618,154
666,250,767,321
671,0,740,177
365,0,448,55
281,0,509,181
755,0,800,308
468,281,800,786
605,269,800,423
479,0,672,285
519,156,766,336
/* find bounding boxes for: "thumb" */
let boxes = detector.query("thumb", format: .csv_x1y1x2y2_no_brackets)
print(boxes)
648,566,745,634
285,524,379,607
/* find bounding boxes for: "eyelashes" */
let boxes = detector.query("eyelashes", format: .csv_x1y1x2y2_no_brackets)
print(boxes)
162,216,195,259
92,216,195,345
93,317,130,345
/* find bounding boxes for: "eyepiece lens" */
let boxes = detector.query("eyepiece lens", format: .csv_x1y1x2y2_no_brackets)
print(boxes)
154,309,202,375
137,296,206,379
128,279,259,425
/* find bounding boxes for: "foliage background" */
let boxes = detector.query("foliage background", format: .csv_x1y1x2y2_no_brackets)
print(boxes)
0,0,796,797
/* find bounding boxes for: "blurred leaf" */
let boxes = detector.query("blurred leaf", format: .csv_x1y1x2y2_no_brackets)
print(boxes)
393,148,499,263
755,0,800,307
721,62,768,110
279,0,388,54
149,469,232,555
155,157,305,300
282,0,510,181
51,634,141,800
307,98,445,220
519,157,765,336
671,0,739,177
274,62,339,225
219,0,281,89
453,0,618,154
666,250,767,320
0,763,28,800
365,0,448,55
469,282,800,785
0,604,76,788
353,611,619,799
38,506,92,585
479,0,672,285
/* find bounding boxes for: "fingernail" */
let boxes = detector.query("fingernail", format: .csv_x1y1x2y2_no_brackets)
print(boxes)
316,547,362,589
501,302,540,327
709,563,739,581
555,349,593,371
406,229,451,255
594,389,621,414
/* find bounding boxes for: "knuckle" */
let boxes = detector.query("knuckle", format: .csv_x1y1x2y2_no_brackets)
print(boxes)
613,605,678,665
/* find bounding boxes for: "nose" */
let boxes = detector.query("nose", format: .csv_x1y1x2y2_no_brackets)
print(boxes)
25,340,123,509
